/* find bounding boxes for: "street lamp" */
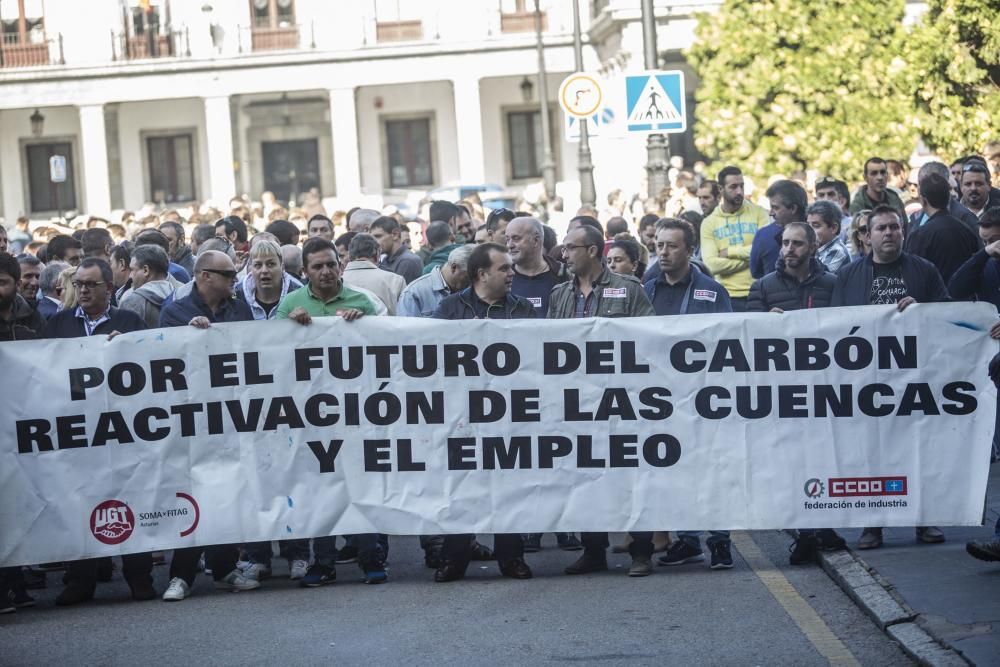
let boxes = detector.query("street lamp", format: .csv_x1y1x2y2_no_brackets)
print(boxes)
641,0,669,209
534,0,556,203
572,0,596,208
30,108,45,137
519,76,534,103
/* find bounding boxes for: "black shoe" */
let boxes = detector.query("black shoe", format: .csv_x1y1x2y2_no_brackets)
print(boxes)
789,534,818,565
564,550,608,575
709,540,734,570
8,588,34,608
128,579,156,602
966,539,1000,562
469,541,494,561
334,545,358,564
55,584,95,606
434,561,469,582
424,547,443,569
556,533,584,551
522,534,542,553
499,558,533,579
657,540,704,566
96,558,114,583
816,529,846,551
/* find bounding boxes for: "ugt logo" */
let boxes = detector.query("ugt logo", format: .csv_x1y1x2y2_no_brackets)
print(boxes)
90,500,135,545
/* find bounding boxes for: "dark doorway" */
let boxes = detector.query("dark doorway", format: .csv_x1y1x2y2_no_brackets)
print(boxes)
26,142,77,213
262,138,320,205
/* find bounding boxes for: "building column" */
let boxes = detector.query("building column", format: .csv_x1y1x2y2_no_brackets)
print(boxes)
329,87,361,203
451,77,486,185
78,104,112,216
203,95,236,203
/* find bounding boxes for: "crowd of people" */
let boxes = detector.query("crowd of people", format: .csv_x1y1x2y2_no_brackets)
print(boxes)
2,151,1000,613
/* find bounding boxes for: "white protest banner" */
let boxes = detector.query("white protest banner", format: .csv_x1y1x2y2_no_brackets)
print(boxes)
0,303,996,566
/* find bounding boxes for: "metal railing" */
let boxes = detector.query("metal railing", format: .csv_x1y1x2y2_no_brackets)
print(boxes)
237,22,315,53
375,19,423,43
0,32,63,68
110,28,190,61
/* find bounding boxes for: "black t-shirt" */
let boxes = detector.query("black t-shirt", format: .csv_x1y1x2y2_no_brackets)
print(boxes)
511,269,559,318
869,258,908,305
256,296,280,318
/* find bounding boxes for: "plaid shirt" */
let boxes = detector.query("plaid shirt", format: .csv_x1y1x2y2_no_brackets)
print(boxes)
74,306,111,337
817,237,851,273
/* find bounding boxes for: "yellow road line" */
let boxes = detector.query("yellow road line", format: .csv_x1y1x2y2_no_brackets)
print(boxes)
731,531,861,667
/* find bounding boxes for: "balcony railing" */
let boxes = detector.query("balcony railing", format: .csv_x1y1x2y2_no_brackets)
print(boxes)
376,20,423,43
238,23,315,53
0,32,63,68
111,28,189,61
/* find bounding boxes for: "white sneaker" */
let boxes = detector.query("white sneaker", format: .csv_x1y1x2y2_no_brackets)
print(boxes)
289,559,309,580
241,562,271,581
214,570,260,592
162,577,190,601
235,559,251,571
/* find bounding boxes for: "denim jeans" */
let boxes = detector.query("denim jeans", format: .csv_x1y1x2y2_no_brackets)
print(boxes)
677,531,730,546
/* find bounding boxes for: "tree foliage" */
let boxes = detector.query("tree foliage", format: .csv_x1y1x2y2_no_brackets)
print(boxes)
902,0,1000,159
686,0,918,180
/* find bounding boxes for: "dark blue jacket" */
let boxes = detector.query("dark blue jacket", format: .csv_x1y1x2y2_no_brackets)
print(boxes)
159,285,253,327
36,296,60,320
41,306,147,339
749,221,782,279
643,264,732,315
168,262,191,283
948,249,1000,308
433,287,536,320
831,253,949,307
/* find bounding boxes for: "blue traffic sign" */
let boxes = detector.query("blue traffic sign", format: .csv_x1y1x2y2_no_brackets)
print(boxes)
625,71,686,134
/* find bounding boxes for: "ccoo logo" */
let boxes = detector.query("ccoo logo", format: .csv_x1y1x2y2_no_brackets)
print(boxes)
804,478,825,498
90,500,135,545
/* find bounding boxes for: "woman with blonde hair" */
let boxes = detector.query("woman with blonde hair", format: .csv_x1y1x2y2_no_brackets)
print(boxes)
848,210,873,258
57,266,78,310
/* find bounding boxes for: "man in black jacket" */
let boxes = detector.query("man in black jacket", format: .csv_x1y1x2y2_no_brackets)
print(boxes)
38,258,155,605
431,243,534,582
831,205,949,309
0,253,45,341
905,173,980,284
748,223,835,313
830,206,949,549
746,227,847,562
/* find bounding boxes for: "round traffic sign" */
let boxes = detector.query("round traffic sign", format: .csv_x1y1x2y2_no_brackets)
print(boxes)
558,73,603,119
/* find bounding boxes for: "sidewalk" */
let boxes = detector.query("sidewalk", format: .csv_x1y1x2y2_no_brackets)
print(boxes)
832,464,1000,665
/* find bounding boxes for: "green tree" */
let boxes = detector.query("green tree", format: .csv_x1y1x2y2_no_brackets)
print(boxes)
686,0,916,181
902,0,1000,160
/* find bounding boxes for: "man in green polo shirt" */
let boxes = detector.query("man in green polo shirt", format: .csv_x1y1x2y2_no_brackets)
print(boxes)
276,237,384,586
277,237,377,322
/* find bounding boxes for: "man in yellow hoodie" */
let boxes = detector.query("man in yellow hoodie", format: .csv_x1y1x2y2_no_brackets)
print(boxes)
700,166,770,311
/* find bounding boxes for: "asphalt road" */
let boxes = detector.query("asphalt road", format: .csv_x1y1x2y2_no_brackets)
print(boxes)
2,530,911,666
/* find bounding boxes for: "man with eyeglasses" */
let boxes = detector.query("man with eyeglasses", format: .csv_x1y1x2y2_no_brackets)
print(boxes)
850,157,906,221
159,250,253,327
831,205,949,551
548,223,658,577
39,257,154,606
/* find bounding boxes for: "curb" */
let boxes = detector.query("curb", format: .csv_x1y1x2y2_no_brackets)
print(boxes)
793,533,973,666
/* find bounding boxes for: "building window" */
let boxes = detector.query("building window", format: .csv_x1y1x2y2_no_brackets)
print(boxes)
0,0,49,67
26,142,76,213
251,0,295,28
385,117,433,188
121,1,172,59
375,0,422,42
147,134,195,204
500,0,544,33
508,110,556,181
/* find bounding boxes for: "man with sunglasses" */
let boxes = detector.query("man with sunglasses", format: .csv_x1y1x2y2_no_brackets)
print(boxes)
39,258,154,606
850,157,906,221
486,207,516,247
159,250,252,327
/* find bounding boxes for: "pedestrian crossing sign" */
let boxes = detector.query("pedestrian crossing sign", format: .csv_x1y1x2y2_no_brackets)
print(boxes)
625,71,686,134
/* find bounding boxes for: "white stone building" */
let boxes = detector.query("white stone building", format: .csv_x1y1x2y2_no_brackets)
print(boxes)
0,0,924,222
